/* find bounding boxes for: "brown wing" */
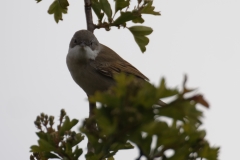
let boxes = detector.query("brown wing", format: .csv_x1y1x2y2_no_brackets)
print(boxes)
90,44,149,81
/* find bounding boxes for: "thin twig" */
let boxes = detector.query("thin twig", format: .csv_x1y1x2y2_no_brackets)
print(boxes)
84,0,95,32
86,99,97,154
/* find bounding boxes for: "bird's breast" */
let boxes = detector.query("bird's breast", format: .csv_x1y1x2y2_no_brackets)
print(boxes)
66,55,115,96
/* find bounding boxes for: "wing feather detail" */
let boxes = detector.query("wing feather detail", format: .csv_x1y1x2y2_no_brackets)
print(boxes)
90,44,149,81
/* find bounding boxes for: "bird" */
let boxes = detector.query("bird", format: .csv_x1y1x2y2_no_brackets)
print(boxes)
66,30,149,97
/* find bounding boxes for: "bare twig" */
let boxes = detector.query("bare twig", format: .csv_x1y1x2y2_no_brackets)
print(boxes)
86,98,97,154
84,0,95,32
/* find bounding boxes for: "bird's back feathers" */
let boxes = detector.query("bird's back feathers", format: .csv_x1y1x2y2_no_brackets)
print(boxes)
90,44,149,81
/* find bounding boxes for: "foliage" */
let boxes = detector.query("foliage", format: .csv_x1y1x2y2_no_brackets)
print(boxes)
34,0,160,52
30,74,219,160
31,1,220,159
30,110,84,160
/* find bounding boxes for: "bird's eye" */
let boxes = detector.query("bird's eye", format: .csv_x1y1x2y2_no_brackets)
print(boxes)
73,39,77,44
90,42,93,46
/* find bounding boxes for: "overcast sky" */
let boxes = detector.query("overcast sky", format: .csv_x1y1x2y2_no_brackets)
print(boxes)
1,0,239,159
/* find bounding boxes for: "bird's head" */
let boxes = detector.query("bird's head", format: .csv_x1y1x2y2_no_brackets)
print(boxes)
68,30,101,61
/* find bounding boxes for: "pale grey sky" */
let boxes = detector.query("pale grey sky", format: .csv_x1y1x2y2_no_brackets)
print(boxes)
1,0,239,159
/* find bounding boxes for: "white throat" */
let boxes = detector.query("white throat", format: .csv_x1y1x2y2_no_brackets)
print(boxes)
68,45,100,60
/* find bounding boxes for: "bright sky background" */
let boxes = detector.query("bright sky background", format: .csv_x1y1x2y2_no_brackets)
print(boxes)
1,0,239,159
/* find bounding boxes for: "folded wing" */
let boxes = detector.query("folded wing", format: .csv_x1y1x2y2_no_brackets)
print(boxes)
90,44,149,81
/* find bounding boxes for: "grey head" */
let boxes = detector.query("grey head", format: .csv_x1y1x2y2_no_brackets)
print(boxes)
68,30,101,61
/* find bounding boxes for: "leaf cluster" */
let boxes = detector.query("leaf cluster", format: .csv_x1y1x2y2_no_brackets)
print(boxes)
30,74,219,160
36,0,69,23
91,0,160,52
34,0,160,52
30,110,83,160
85,74,219,160
92,0,160,26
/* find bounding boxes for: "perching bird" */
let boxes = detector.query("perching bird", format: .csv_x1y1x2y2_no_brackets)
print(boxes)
66,30,148,97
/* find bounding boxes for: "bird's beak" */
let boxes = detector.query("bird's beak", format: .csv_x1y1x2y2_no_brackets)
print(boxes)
78,42,86,52
80,42,86,48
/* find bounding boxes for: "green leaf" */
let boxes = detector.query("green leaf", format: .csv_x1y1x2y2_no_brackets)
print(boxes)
70,119,79,128
122,142,134,150
48,0,68,23
74,146,83,159
141,1,160,15
35,0,42,3
110,142,134,151
115,0,130,13
128,25,153,35
105,151,117,159
86,153,102,160
65,143,72,156
128,26,153,52
91,0,104,21
132,15,144,24
131,10,144,24
113,12,137,25
113,11,144,25
59,0,69,9
59,116,70,135
71,133,85,146
44,152,60,159
30,145,42,152
134,134,152,155
159,99,203,123
30,135,57,152
36,131,48,140
100,0,112,21
157,78,178,98
107,156,115,160
59,116,79,136
198,143,219,160
142,121,169,135
38,139,57,152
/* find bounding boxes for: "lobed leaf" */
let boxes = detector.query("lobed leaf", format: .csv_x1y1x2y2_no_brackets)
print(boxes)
115,0,130,13
36,131,48,140
157,78,178,98
141,1,160,15
128,26,153,52
38,139,57,152
113,12,138,25
59,116,79,136
48,0,69,23
59,0,69,9
159,99,203,123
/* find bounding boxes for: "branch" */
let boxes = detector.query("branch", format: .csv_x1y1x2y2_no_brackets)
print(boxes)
84,0,95,32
